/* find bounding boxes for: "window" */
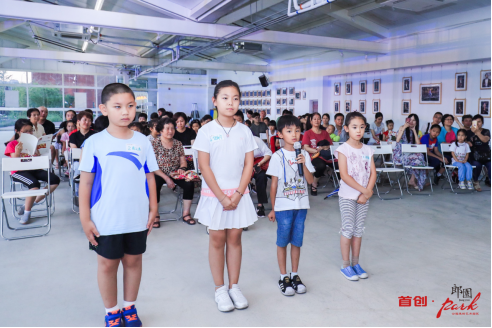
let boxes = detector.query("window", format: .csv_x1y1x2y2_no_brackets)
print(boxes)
0,110,27,128
129,79,148,89
64,74,95,87
28,72,62,85
28,87,63,108
97,75,116,88
64,88,96,109
0,71,28,84
0,86,27,107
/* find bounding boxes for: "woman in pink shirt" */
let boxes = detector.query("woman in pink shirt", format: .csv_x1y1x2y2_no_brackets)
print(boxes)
302,113,333,196
334,112,376,282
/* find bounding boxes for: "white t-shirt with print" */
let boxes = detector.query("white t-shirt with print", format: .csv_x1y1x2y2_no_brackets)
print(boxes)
192,120,257,191
449,142,471,163
334,143,374,200
266,148,315,211
79,130,159,236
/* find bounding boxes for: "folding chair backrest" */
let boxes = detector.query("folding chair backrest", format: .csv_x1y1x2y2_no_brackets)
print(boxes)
192,149,200,174
440,143,453,154
332,142,344,148
183,146,193,156
380,141,397,149
370,144,393,155
363,132,371,139
70,148,82,161
401,144,427,155
2,156,50,172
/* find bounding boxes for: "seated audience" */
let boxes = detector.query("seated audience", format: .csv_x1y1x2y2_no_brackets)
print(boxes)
394,114,427,190
129,122,145,134
382,120,397,141
138,112,148,122
93,115,109,132
61,120,76,174
333,113,348,142
4,119,60,224
147,119,159,142
461,114,473,139
201,114,213,126
69,111,95,148
27,107,45,138
173,112,196,146
190,119,201,134
420,124,447,184
150,112,159,120
302,112,333,196
450,129,474,190
423,111,443,135
152,118,196,226
467,114,491,191
157,108,165,117
245,120,252,128
250,112,268,137
233,110,244,123
368,112,385,145
438,114,464,146
246,110,253,121
38,106,57,166
327,124,338,142
263,117,270,126
267,120,277,141
252,135,272,218
322,113,330,130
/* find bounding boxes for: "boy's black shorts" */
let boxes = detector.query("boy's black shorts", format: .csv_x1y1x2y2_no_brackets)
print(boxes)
90,230,148,260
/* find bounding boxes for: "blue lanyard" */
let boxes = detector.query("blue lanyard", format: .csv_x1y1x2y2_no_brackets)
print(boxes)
279,149,287,185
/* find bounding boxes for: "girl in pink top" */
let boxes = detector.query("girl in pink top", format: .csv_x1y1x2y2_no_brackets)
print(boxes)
334,112,376,281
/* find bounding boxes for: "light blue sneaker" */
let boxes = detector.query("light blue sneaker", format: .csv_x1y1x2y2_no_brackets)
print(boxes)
340,266,359,281
352,264,368,279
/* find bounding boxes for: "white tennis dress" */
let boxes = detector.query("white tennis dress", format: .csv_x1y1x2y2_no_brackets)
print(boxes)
193,120,258,230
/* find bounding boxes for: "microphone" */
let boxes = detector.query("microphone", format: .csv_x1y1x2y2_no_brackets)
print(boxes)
294,141,303,177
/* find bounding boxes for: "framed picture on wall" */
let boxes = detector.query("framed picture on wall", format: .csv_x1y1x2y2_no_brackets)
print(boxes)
267,99,271,105
420,83,442,104
289,108,295,114
480,70,491,90
259,90,263,97
334,82,341,96
282,98,287,106
263,90,267,97
252,91,257,97
267,109,271,115
359,80,367,94
402,77,412,93
334,101,340,113
479,98,490,117
295,91,301,99
373,79,381,94
266,90,271,97
288,98,295,106
345,82,352,95
289,87,295,96
276,89,281,96
359,100,366,114
277,108,281,115
345,100,351,113
454,99,466,116
402,99,411,115
372,99,380,113
455,73,467,91
282,87,288,95
276,98,281,105
302,90,306,99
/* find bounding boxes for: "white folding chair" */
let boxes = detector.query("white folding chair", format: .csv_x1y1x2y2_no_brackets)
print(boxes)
440,143,476,194
370,145,405,200
1,156,52,241
327,143,341,189
363,131,372,144
332,142,344,148
69,148,82,213
401,144,434,196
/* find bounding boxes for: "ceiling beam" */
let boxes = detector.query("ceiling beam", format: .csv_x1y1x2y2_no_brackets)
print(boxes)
190,0,230,21
0,19,25,33
216,0,284,25
0,47,270,72
347,0,399,17
128,0,191,20
0,0,388,54
328,6,390,39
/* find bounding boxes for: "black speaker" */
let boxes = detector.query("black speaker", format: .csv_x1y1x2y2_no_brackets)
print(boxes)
211,78,217,85
259,74,269,87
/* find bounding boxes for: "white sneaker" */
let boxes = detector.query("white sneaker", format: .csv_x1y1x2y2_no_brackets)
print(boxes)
215,286,235,312
228,284,249,309
466,181,474,190
459,181,466,190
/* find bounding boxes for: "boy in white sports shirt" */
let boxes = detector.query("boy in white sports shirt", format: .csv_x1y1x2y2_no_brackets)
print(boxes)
266,115,315,296
79,83,159,327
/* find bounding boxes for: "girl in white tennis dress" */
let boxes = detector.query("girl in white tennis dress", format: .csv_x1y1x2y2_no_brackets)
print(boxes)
193,80,258,312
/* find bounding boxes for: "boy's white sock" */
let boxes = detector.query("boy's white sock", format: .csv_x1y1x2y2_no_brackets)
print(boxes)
105,305,119,314
123,300,136,309
290,272,298,278
437,172,442,177
280,273,289,280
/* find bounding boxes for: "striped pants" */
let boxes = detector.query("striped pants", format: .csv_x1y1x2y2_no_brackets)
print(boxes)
339,197,369,239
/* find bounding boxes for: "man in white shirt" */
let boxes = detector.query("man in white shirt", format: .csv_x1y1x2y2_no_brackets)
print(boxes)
253,135,272,217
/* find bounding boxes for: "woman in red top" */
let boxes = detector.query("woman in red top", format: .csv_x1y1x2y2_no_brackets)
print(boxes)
302,113,333,196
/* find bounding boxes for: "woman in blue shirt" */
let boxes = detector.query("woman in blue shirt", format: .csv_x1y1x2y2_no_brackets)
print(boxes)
437,114,464,146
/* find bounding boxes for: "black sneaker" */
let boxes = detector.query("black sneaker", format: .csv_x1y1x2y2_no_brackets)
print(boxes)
434,174,441,185
290,275,307,294
256,205,265,217
278,276,295,296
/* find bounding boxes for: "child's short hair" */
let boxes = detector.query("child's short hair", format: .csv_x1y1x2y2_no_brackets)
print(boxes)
344,112,366,126
252,112,260,118
101,83,135,105
277,115,301,133
27,107,39,118
138,112,148,121
148,118,159,130
128,122,144,133
268,120,277,128
190,119,201,129
386,119,394,126
247,110,253,115
94,115,109,132
430,124,441,132
234,110,244,121
201,114,213,123
245,119,251,126
150,112,159,120
162,112,173,119
77,111,93,122
282,109,292,116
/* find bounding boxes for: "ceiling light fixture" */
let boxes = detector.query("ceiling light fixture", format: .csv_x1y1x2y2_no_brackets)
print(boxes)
82,41,88,52
94,0,105,11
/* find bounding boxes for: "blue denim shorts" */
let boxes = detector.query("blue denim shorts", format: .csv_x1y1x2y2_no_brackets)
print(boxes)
275,209,307,247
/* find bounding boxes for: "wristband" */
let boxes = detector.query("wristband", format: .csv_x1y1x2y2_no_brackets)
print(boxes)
235,190,244,197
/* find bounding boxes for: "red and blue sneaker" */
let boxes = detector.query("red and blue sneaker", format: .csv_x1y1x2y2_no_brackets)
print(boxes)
104,310,123,327
122,305,142,327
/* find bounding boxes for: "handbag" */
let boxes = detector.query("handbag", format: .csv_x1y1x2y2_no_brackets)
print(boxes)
473,150,491,163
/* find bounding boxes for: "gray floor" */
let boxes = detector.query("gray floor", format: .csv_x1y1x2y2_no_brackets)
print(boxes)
0,171,490,326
